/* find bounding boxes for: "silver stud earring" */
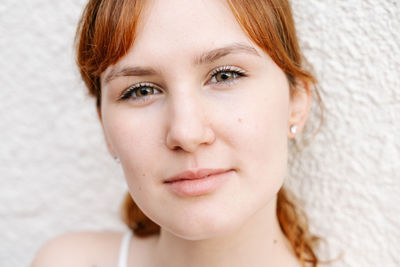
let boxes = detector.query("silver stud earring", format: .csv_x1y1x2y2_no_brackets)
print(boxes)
290,125,298,135
114,156,120,164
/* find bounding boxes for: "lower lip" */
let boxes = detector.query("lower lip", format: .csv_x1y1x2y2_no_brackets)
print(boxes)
165,171,233,197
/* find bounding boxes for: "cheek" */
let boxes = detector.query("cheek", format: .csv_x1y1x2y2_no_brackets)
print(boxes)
247,99,289,158
227,79,290,195
239,100,289,177
228,82,290,161
102,107,164,185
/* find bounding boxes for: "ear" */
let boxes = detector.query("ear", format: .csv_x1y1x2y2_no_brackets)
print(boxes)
288,80,312,138
97,107,117,158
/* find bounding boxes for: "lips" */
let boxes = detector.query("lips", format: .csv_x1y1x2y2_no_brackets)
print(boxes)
163,168,234,197
164,169,232,183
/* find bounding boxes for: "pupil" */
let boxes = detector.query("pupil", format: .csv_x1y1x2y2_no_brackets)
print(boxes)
140,87,151,96
220,72,230,80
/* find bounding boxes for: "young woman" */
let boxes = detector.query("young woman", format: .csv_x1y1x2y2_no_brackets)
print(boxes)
32,0,327,266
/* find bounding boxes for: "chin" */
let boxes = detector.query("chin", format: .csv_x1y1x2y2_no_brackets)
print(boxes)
161,211,246,241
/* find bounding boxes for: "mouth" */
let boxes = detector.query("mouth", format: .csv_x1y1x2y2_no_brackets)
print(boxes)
164,168,234,197
164,168,233,183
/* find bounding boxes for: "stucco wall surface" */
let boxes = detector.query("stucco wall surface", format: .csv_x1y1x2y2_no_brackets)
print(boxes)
0,0,399,266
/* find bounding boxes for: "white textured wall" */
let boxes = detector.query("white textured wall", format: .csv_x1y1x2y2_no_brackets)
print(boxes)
0,0,399,266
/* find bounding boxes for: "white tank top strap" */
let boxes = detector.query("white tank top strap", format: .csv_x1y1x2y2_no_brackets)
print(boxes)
117,231,133,267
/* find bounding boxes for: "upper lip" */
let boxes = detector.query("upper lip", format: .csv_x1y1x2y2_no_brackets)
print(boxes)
164,168,232,183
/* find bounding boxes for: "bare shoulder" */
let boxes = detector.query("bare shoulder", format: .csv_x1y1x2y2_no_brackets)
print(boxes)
31,230,125,267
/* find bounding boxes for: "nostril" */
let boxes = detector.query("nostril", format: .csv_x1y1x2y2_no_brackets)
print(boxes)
165,114,215,153
171,145,182,151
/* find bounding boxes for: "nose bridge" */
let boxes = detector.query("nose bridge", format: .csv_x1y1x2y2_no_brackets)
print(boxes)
166,88,214,152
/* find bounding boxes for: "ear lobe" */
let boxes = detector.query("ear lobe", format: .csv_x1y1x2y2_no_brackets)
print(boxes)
288,80,312,137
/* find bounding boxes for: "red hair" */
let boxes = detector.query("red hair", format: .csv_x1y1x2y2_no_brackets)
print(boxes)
76,0,326,266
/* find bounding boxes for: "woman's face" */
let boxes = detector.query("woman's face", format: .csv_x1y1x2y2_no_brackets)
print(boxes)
100,0,308,239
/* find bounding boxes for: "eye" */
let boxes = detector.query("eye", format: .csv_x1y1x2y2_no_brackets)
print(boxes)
209,66,246,84
119,82,162,102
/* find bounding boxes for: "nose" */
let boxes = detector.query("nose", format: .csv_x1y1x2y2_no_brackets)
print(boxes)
166,92,215,153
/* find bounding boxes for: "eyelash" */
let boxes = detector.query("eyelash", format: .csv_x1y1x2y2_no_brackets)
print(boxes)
119,82,162,102
118,65,247,102
208,65,246,85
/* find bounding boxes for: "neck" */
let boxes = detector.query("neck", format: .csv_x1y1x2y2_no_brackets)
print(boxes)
151,197,300,267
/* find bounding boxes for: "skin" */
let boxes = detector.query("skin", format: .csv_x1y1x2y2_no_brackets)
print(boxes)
100,0,311,266
32,0,311,266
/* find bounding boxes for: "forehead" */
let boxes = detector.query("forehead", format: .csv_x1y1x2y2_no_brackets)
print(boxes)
120,0,256,65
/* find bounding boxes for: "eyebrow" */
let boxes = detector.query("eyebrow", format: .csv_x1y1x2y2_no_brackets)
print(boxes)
104,66,158,84
194,43,260,65
103,43,260,84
